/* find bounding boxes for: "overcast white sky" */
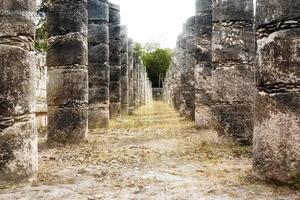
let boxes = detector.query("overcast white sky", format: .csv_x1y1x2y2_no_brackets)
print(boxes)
110,0,195,48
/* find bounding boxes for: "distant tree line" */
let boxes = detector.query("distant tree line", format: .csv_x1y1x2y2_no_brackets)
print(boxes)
134,42,172,88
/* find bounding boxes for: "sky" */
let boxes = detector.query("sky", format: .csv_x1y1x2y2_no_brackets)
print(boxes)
110,0,195,49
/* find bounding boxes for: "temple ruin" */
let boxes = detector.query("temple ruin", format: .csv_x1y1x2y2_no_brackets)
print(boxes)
0,0,299,194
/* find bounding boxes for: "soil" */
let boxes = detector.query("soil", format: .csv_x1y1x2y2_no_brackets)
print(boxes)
0,101,299,200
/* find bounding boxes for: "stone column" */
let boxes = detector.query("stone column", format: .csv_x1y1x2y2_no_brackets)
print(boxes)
211,0,255,145
194,0,213,128
253,0,300,184
35,53,48,133
133,53,141,108
173,43,183,110
183,16,197,119
178,32,188,115
120,25,129,114
109,3,122,119
128,39,134,114
88,0,110,129
47,0,88,143
0,0,38,182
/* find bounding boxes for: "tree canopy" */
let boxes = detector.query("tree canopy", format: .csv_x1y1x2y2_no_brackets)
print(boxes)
143,47,172,88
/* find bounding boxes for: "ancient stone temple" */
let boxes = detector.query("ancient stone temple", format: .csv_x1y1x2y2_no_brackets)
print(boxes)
194,0,213,129
109,3,122,119
253,0,300,184
128,39,134,114
211,0,255,145
47,0,88,143
120,25,129,114
0,0,38,182
88,0,110,128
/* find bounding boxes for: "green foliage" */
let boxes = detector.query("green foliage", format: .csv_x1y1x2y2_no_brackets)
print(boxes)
143,48,172,88
35,0,49,52
134,42,145,57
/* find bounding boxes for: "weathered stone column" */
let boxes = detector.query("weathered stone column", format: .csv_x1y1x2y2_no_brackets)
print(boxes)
35,53,48,133
183,16,197,119
211,0,255,145
194,0,213,128
88,0,110,128
178,32,188,115
47,0,88,143
128,39,134,114
0,0,38,182
253,0,300,184
109,3,122,118
120,25,129,114
133,53,141,108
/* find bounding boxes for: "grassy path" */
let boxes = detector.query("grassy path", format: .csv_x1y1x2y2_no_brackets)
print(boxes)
0,101,298,199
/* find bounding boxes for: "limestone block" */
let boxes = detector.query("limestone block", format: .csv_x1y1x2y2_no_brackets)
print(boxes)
196,0,212,14
195,13,212,37
253,92,300,183
212,22,255,62
212,103,253,145
109,103,121,118
110,65,121,82
109,25,121,40
47,35,88,66
256,0,300,28
212,0,253,22
89,86,109,103
110,82,121,102
47,107,88,143
0,45,35,117
88,63,109,88
47,68,88,107
48,0,88,37
211,65,255,103
195,106,214,128
88,0,109,22
88,108,109,129
257,28,300,86
0,115,37,182
88,23,109,45
109,3,120,25
88,43,109,63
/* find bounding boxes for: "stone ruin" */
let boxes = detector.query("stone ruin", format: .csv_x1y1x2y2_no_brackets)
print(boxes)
164,0,299,185
0,0,153,183
88,0,110,129
253,0,300,185
0,0,298,188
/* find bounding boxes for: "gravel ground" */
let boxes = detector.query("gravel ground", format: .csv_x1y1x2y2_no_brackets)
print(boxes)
0,101,299,200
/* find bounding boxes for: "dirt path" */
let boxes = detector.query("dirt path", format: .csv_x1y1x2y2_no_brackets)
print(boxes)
0,101,299,200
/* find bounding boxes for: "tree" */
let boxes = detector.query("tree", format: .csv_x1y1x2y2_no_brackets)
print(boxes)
35,0,49,52
143,48,172,88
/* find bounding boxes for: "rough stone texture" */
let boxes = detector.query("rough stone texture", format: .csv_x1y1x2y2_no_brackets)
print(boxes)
47,0,88,143
88,0,110,129
133,52,141,108
253,0,300,184
35,53,48,132
109,3,122,119
128,39,134,114
120,25,129,114
164,37,183,111
211,0,255,145
0,0,38,183
194,0,213,128
179,16,197,119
